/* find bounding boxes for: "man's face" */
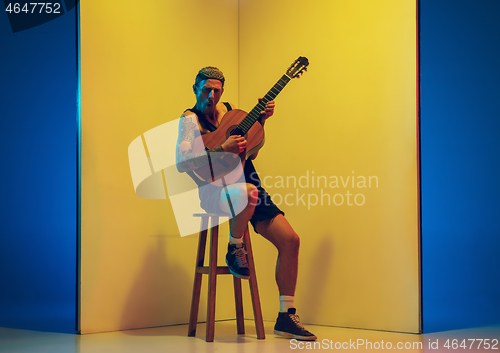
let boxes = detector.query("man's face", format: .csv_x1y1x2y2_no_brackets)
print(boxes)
193,79,224,116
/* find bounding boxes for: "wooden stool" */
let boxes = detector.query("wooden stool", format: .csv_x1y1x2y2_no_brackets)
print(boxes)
188,213,265,342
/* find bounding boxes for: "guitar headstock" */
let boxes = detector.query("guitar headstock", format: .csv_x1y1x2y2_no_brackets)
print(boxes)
286,56,309,79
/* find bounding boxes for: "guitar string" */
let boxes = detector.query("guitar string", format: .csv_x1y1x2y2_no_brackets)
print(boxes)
236,75,292,135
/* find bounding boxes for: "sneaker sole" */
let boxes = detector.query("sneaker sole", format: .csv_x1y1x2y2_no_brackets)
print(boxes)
274,329,317,341
225,259,250,280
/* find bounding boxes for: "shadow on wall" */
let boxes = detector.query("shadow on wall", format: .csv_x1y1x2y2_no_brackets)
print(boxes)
298,234,335,324
120,236,192,333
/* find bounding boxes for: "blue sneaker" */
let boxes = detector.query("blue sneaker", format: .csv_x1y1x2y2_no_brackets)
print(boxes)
225,243,250,279
274,308,317,341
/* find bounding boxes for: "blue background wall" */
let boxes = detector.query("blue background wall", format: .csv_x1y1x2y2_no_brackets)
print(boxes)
0,4,77,333
421,0,500,332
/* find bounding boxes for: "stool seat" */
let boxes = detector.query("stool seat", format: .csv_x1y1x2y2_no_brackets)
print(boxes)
188,213,265,342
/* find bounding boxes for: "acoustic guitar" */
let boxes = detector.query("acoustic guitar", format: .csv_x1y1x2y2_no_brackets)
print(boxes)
191,56,309,186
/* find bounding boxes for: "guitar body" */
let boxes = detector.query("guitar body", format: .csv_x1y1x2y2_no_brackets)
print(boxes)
192,109,265,185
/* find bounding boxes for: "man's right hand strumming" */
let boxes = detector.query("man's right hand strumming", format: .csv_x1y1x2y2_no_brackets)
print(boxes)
223,135,247,154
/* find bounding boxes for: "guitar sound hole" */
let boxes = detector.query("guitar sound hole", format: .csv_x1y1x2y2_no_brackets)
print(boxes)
226,125,248,141
227,125,242,137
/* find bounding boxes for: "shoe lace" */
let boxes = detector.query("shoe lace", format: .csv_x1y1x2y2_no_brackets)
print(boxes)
231,246,249,268
290,314,305,329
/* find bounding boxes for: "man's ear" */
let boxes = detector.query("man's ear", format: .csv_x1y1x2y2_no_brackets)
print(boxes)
192,84,197,94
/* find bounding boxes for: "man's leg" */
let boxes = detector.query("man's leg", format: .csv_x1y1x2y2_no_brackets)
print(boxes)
219,183,258,239
219,183,258,279
254,214,299,297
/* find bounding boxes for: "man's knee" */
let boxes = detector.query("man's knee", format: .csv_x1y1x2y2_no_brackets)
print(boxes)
246,183,258,206
290,232,300,250
281,231,300,253
223,183,257,212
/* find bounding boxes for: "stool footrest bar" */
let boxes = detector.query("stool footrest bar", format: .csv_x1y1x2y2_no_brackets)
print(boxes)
196,266,231,275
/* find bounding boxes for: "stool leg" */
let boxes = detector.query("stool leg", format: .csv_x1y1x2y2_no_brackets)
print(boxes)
206,217,219,342
233,276,245,334
230,219,245,335
188,216,209,337
244,228,266,339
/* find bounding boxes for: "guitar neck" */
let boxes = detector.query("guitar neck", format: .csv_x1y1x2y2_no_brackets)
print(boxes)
237,74,292,135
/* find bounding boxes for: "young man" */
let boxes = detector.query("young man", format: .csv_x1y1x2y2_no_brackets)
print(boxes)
176,67,316,341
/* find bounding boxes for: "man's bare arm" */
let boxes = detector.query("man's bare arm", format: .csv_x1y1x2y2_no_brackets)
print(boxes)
176,114,224,173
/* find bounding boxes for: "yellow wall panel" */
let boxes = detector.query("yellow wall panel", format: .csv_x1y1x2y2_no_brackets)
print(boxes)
80,0,419,334
238,0,419,332
80,0,239,333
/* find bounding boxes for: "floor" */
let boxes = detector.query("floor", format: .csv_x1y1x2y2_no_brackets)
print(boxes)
1,320,499,353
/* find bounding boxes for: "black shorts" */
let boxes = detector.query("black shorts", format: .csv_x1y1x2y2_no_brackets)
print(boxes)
198,160,284,233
